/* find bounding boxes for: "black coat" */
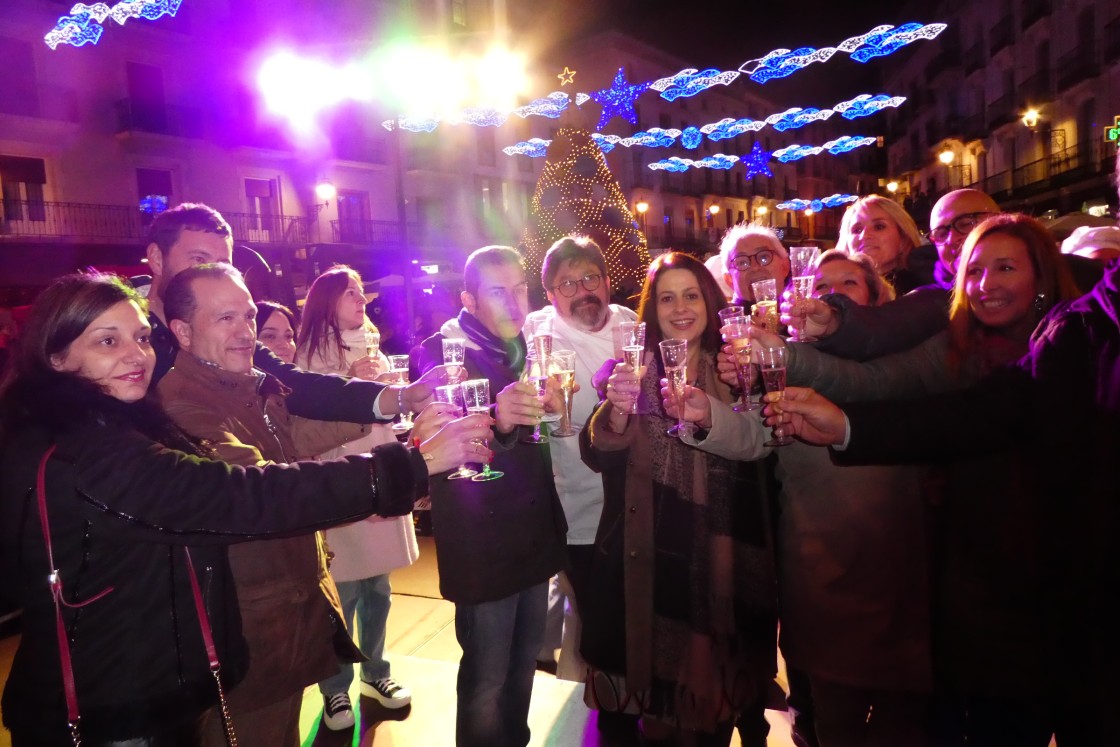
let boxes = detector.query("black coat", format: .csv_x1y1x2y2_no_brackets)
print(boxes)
0,376,400,744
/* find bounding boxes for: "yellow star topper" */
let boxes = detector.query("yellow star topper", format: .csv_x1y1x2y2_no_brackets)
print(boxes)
557,66,577,86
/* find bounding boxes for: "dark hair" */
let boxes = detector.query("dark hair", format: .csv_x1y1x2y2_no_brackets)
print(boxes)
814,249,896,306
163,263,245,323
255,300,298,338
1,273,144,390
464,246,524,297
296,265,368,367
636,252,726,367
541,236,607,291
947,213,1080,371
147,203,232,258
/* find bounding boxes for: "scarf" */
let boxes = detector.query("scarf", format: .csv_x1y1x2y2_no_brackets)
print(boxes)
458,309,527,374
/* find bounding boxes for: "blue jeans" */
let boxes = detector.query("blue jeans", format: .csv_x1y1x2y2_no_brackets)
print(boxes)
454,582,548,747
318,574,392,695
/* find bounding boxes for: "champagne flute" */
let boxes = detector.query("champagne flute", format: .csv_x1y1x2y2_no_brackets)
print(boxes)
549,350,577,437
460,378,504,481
759,346,794,447
722,315,757,412
433,384,477,480
619,322,647,414
658,339,694,438
789,247,821,342
442,337,466,385
750,278,780,335
519,372,550,444
790,275,818,342
388,355,413,433
717,306,745,327
364,329,381,359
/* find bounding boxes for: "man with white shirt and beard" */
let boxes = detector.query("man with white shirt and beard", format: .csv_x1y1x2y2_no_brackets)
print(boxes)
522,236,638,737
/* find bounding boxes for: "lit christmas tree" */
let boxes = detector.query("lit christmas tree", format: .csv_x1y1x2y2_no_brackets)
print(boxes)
522,127,651,297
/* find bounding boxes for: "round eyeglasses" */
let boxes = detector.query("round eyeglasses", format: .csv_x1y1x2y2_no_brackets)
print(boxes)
729,249,775,271
929,212,996,245
551,273,602,298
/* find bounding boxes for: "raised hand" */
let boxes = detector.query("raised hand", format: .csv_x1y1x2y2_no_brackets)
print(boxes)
780,291,839,340
760,386,847,446
494,380,545,434
716,342,739,389
659,379,712,428
604,360,641,415
347,355,384,381
416,412,495,474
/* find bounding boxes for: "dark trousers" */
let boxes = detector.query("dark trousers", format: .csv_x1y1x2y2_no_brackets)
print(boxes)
930,690,1107,747
810,677,932,747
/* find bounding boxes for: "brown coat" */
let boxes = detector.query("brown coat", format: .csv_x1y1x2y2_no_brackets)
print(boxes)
157,351,369,711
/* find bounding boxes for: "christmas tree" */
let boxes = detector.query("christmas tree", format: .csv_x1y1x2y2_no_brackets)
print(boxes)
521,127,651,297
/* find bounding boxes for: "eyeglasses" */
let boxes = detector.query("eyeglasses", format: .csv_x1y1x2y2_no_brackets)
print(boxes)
929,212,996,245
729,249,775,271
551,273,602,298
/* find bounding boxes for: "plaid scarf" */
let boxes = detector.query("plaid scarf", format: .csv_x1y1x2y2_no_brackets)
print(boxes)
458,309,527,375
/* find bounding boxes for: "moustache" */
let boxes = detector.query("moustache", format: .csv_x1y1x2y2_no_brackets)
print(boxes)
571,295,604,309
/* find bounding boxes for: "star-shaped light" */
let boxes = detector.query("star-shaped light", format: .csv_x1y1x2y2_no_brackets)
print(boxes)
589,67,650,131
742,141,773,179
557,67,577,86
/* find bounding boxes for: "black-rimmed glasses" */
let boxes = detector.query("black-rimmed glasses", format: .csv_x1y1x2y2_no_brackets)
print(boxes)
552,273,602,298
929,212,996,245
729,249,775,271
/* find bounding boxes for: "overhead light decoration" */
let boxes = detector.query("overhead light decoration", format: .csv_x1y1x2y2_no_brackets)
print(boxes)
503,138,552,157
772,135,878,163
778,194,859,211
557,67,577,86
742,141,774,179
138,194,169,214
681,127,703,149
45,0,183,49
649,154,740,171
587,67,651,130
651,68,741,101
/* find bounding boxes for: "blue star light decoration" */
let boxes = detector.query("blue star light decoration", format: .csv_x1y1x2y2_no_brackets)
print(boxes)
742,142,773,179
778,194,859,212
588,68,650,130
46,0,183,48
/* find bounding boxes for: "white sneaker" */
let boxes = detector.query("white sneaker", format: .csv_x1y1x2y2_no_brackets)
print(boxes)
361,677,412,708
322,691,355,730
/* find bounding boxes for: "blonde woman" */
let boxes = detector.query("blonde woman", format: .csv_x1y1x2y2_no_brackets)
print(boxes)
296,265,417,729
837,195,930,295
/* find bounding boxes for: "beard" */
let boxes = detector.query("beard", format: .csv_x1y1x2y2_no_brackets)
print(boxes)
568,295,607,331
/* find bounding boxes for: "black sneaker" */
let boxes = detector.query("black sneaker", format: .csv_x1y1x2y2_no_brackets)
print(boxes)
361,677,412,708
322,691,355,731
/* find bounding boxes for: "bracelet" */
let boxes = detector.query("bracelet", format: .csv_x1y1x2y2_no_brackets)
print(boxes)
397,386,406,417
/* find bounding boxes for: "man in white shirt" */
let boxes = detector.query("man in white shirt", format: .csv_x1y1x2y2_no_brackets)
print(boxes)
522,237,637,684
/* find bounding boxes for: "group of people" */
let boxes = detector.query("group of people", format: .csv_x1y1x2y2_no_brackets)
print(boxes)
1,166,1118,747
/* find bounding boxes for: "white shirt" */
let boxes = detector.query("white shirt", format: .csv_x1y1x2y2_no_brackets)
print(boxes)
523,304,638,544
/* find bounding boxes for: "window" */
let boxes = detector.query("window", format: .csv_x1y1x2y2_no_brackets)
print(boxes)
337,189,370,243
451,0,466,28
125,62,167,133
0,155,47,222
663,208,674,239
136,168,172,224
684,209,696,239
245,178,279,234
0,37,38,117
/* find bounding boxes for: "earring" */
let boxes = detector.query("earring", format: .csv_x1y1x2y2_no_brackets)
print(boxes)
1034,292,1046,313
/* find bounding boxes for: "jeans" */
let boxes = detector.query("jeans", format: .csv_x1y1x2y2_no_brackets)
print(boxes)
318,574,392,695
454,582,548,747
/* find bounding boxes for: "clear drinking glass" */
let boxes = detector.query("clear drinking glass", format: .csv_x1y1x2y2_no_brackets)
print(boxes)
433,383,477,480
442,337,466,385
717,306,745,326
549,350,577,437
459,378,503,481
388,355,413,432
364,329,381,358
759,346,794,447
520,370,550,444
619,321,647,415
750,279,780,334
790,275,818,342
722,315,757,412
658,338,694,438
790,246,821,278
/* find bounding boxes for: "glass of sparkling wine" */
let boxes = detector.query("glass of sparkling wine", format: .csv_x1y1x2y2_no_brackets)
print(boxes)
442,337,466,385
790,246,821,278
433,384,477,480
759,346,794,447
621,345,647,414
520,368,550,445
658,338,694,438
460,378,503,481
722,315,757,412
750,279,780,335
790,275,818,342
717,306,745,327
387,355,413,432
549,350,578,437
364,329,381,359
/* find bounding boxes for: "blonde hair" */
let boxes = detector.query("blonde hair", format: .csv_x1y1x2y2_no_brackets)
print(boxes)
838,195,923,268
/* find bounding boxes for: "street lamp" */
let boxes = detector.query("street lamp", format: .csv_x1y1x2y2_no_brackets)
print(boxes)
886,181,899,194
938,150,955,165
756,205,769,226
635,200,649,231
1022,108,1040,130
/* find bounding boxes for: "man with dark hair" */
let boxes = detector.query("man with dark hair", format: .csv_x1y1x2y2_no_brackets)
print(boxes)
411,245,568,747
523,236,636,686
159,263,488,744
143,202,436,422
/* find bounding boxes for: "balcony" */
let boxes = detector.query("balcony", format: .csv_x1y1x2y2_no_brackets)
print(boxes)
989,17,1013,56
1021,0,1052,30
963,42,985,75
115,98,204,138
925,46,960,80
0,200,311,245
331,219,415,246
961,113,987,141
1057,48,1100,89
986,95,1016,129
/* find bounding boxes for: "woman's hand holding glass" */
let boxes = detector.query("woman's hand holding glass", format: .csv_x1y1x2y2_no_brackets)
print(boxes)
747,325,786,365
780,291,839,341
761,386,848,447
604,360,641,417
658,379,712,429
347,355,384,381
